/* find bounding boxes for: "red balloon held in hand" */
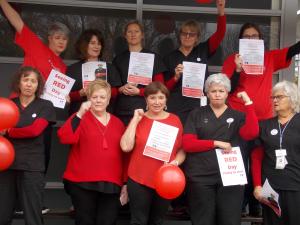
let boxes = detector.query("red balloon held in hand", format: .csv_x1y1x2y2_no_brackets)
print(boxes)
195,0,213,3
0,97,19,131
0,136,15,171
154,164,186,199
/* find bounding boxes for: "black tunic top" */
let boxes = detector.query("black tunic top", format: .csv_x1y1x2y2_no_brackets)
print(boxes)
66,60,122,115
258,113,300,190
164,41,210,116
9,98,56,172
112,49,166,116
184,105,245,184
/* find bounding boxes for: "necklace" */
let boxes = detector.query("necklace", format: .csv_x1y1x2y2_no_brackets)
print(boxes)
92,112,109,150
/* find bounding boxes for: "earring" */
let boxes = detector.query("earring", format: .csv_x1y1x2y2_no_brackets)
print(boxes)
164,105,167,111
146,105,149,111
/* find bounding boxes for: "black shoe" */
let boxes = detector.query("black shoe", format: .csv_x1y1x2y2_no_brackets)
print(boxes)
241,208,248,217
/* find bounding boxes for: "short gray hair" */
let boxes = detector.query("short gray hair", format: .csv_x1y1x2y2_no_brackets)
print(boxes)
48,22,70,38
204,73,231,93
272,80,300,113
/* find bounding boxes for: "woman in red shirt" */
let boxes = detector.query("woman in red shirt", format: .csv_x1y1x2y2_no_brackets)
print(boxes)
120,81,185,225
58,80,127,225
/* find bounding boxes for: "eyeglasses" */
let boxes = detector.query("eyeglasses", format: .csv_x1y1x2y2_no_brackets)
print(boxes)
180,32,197,38
242,34,260,39
270,95,289,101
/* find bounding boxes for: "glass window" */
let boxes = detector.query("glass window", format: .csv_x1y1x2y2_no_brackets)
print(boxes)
143,0,281,10
143,11,280,66
0,3,136,61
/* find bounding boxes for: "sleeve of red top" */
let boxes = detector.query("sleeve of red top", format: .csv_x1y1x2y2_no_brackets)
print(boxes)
138,73,164,96
270,47,292,72
251,146,264,187
15,25,46,55
221,54,236,79
208,15,226,56
69,90,82,102
182,133,214,153
57,114,80,144
165,76,177,90
8,118,48,138
111,87,118,98
239,104,259,140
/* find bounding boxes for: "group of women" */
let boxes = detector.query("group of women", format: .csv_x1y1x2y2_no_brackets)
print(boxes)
1,0,300,225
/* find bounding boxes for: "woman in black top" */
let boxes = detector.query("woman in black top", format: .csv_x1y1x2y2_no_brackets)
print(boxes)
67,29,121,115
163,0,226,124
252,81,300,225
183,73,258,225
0,66,55,225
113,20,166,125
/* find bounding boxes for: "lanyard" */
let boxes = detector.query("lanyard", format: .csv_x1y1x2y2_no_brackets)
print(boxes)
278,115,294,149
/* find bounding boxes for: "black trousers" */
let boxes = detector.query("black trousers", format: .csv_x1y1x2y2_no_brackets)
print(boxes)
127,178,170,225
263,190,300,225
187,181,244,225
0,170,44,225
64,182,120,225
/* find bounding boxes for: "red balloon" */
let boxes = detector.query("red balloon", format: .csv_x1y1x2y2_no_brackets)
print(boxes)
0,97,19,131
195,0,213,3
0,136,15,171
154,164,186,199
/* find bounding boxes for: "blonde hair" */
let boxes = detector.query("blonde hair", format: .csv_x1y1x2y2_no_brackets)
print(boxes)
86,80,111,99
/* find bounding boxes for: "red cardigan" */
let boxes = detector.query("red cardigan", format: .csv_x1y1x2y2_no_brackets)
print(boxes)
57,111,126,186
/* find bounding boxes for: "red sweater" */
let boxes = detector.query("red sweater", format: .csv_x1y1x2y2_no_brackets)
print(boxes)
15,25,66,80
57,111,126,186
251,146,264,187
222,48,291,120
128,113,183,189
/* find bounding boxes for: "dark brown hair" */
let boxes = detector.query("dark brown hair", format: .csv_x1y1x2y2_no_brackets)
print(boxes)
238,23,263,40
75,29,104,60
144,81,169,99
11,66,44,97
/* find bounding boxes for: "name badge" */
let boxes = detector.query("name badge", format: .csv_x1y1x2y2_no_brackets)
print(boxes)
275,149,288,170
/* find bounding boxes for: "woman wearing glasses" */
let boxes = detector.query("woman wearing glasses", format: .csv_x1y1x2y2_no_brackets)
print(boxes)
222,23,300,121
221,23,300,217
163,0,226,124
251,81,300,225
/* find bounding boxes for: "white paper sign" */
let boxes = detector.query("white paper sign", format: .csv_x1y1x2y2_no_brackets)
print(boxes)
128,52,154,85
216,147,248,186
182,61,206,98
41,69,75,108
261,179,281,217
82,61,107,88
239,39,264,74
143,121,179,162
